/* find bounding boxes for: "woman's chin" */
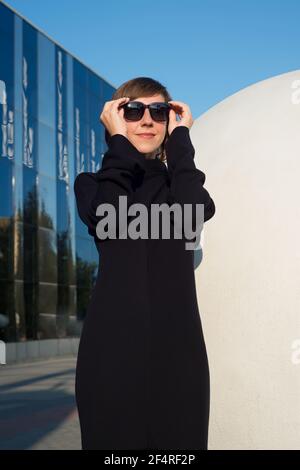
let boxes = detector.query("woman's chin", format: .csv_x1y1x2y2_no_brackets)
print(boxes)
132,140,156,154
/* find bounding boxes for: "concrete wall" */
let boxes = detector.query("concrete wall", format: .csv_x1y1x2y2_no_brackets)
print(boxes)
191,69,300,449
4,338,80,365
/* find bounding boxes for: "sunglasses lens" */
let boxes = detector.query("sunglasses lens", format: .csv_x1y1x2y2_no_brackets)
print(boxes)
122,101,170,122
123,102,144,121
150,103,170,121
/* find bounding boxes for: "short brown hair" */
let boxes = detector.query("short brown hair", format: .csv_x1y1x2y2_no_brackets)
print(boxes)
104,77,172,162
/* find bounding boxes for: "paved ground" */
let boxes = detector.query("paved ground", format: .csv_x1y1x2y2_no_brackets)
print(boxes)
0,356,82,450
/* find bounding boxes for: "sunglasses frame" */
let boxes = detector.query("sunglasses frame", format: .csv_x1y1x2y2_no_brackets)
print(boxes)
119,100,172,122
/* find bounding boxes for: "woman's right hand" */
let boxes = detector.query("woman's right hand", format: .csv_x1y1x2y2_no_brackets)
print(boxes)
99,97,130,139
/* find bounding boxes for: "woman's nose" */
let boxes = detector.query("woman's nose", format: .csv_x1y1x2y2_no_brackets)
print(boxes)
141,107,153,122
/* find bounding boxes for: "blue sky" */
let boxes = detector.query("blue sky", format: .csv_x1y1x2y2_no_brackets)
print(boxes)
3,0,300,118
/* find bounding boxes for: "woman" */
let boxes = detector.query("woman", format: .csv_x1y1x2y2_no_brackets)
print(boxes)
74,76,216,450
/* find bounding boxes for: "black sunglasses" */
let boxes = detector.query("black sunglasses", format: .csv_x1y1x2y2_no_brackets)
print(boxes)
119,101,172,122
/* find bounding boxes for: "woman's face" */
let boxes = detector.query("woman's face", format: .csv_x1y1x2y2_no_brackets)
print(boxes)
124,94,168,157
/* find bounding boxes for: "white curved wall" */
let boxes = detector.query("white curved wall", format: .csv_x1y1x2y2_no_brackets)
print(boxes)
191,69,300,449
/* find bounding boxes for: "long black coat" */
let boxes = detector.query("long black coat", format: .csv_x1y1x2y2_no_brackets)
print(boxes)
74,125,216,450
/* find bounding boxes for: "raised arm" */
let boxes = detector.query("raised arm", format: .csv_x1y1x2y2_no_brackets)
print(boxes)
165,125,216,233
74,134,146,240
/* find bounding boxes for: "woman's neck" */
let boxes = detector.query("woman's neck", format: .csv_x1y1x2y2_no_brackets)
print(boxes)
144,149,160,160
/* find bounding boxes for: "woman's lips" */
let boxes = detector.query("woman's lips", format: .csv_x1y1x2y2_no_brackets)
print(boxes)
138,134,155,139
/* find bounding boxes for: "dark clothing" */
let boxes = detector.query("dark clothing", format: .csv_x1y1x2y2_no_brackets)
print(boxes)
74,125,216,450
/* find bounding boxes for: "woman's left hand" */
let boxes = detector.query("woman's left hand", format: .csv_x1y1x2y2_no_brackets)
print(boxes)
167,100,194,135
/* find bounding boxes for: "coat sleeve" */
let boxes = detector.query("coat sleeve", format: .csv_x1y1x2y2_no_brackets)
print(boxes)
73,134,146,240
164,125,216,233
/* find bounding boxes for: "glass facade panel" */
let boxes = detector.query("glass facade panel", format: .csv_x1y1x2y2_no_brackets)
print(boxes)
23,223,38,283
38,227,57,283
0,220,13,281
38,122,56,178
38,33,55,129
88,70,102,99
38,282,57,339
23,165,38,225
57,178,69,233
0,280,15,341
57,234,74,285
73,59,88,91
0,3,14,34
0,157,13,218
0,2,115,343
22,22,38,122
76,236,98,289
103,80,115,103
14,14,23,115
14,221,24,280
0,30,14,160
38,173,56,230
14,280,26,341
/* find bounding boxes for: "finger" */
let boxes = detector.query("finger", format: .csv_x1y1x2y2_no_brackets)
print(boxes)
168,108,177,123
115,97,130,109
168,100,186,107
168,100,185,104
168,101,189,111
103,97,128,111
168,102,186,114
171,103,191,120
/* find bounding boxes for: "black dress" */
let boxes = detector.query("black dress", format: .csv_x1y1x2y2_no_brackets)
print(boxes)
74,125,216,450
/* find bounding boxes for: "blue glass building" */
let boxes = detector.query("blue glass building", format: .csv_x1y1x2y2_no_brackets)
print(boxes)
0,1,116,360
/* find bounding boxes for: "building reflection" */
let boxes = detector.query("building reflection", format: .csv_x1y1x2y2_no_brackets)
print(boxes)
0,2,114,346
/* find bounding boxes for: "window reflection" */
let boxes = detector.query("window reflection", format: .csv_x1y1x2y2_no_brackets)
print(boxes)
57,284,77,337
23,223,38,283
23,166,38,226
57,179,69,233
56,47,69,183
14,14,23,115
22,22,38,168
38,122,56,178
76,236,98,289
87,92,102,172
74,193,90,238
13,109,23,166
73,59,87,90
67,286,81,334
22,112,37,169
74,107,88,173
74,84,90,173
0,157,13,217
38,227,57,283
0,3,116,343
14,280,26,341
14,222,24,280
0,220,13,281
38,174,56,230
0,54,15,159
57,234,73,285
76,286,92,322
0,280,15,342
0,34,14,89
38,283,57,339
38,33,55,129
88,70,102,99
23,281,38,340
0,3,14,35
103,80,115,103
